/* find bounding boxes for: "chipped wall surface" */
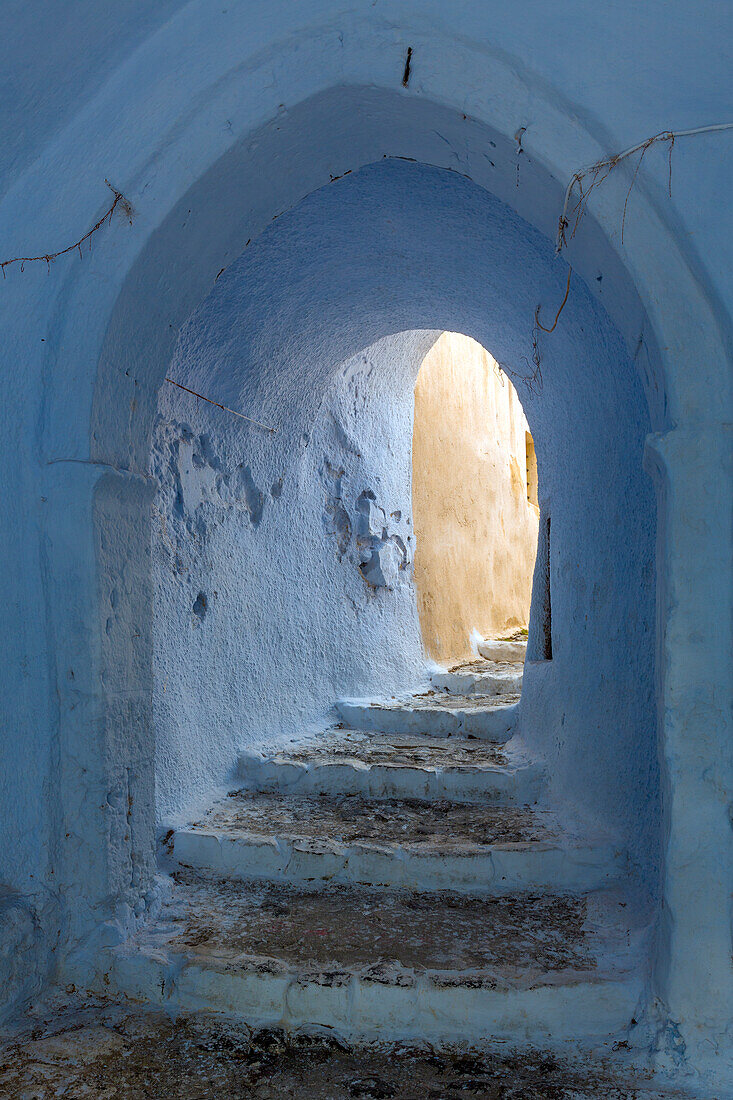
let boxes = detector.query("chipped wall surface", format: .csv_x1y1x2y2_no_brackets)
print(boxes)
152,330,434,823
413,332,539,661
145,159,658,893
0,3,730,1088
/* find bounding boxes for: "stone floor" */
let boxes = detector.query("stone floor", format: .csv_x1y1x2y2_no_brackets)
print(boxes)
191,790,556,847
445,660,522,677
0,1000,689,1099
135,871,605,976
261,728,512,769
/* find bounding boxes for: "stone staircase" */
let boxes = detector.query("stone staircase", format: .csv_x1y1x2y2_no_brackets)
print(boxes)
101,646,648,1051
431,635,527,698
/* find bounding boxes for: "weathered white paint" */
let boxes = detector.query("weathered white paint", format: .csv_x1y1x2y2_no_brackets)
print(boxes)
0,3,730,1090
430,664,524,696
237,731,544,804
338,695,520,740
152,330,431,821
172,825,624,895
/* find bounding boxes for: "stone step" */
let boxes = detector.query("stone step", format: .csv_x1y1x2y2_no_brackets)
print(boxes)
171,792,625,895
0,1004,689,1099
105,872,647,1046
237,728,542,804
477,639,527,663
337,694,519,740
430,660,523,697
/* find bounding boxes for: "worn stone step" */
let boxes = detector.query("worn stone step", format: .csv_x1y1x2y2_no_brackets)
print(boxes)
103,872,647,1046
237,728,542,804
171,792,625,895
477,639,527,663
0,1004,687,1100
337,694,519,740
430,660,523,697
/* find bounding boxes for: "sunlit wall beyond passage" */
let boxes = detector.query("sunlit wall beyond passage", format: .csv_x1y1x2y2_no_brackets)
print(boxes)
412,333,540,663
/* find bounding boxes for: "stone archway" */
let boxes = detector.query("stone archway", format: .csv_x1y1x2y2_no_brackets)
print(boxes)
101,154,654,852
2,51,724,1078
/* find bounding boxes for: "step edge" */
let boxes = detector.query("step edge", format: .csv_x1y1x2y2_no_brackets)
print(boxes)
107,940,642,995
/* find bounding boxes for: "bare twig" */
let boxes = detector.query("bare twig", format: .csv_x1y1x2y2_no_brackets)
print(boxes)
531,122,733,371
535,267,572,333
165,378,276,433
498,344,543,398
556,122,733,252
1,180,132,277
621,140,651,243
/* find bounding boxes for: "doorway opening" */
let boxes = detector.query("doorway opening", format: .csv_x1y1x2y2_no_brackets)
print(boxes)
82,155,661,1055
412,333,540,697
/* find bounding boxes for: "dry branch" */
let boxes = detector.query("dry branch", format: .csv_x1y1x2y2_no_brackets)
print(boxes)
165,378,276,433
535,268,572,334
531,121,733,349
556,122,733,252
1,180,132,277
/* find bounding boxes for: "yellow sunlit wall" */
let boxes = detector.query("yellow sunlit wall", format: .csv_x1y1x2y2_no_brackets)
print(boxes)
412,332,539,663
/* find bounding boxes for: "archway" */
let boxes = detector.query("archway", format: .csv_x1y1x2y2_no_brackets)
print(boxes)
136,159,657,876
412,331,539,665
12,69,724,1080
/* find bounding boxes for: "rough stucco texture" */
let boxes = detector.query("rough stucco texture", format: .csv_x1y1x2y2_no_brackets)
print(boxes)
412,332,539,661
149,160,657,893
152,329,437,824
0,2,729,1081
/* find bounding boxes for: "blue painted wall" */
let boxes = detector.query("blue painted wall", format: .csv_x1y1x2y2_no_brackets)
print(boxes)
152,162,658,877
0,3,729,1083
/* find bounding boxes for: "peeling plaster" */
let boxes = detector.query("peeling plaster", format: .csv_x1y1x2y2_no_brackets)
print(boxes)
0,7,729,1084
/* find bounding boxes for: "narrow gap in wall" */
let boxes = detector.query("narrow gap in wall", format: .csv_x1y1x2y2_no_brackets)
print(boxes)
541,515,552,660
527,510,552,662
411,331,539,689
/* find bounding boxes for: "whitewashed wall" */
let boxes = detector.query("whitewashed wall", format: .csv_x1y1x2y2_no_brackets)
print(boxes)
0,3,729,1089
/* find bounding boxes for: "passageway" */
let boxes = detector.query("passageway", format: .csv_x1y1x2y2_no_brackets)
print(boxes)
2,9,729,1086
148,160,656,857
412,330,538,708
111,157,660,1050
412,331,538,664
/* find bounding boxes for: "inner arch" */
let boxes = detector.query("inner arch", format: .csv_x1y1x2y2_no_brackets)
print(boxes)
150,159,658,890
412,331,540,663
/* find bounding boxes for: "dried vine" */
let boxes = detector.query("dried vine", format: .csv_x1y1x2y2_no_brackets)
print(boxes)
535,267,572,334
165,378,276,433
556,122,733,253
528,121,733,364
1,180,132,277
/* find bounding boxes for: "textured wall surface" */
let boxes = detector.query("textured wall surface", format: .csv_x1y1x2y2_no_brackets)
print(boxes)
413,332,539,661
152,329,435,824
143,160,656,880
0,2,730,1088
